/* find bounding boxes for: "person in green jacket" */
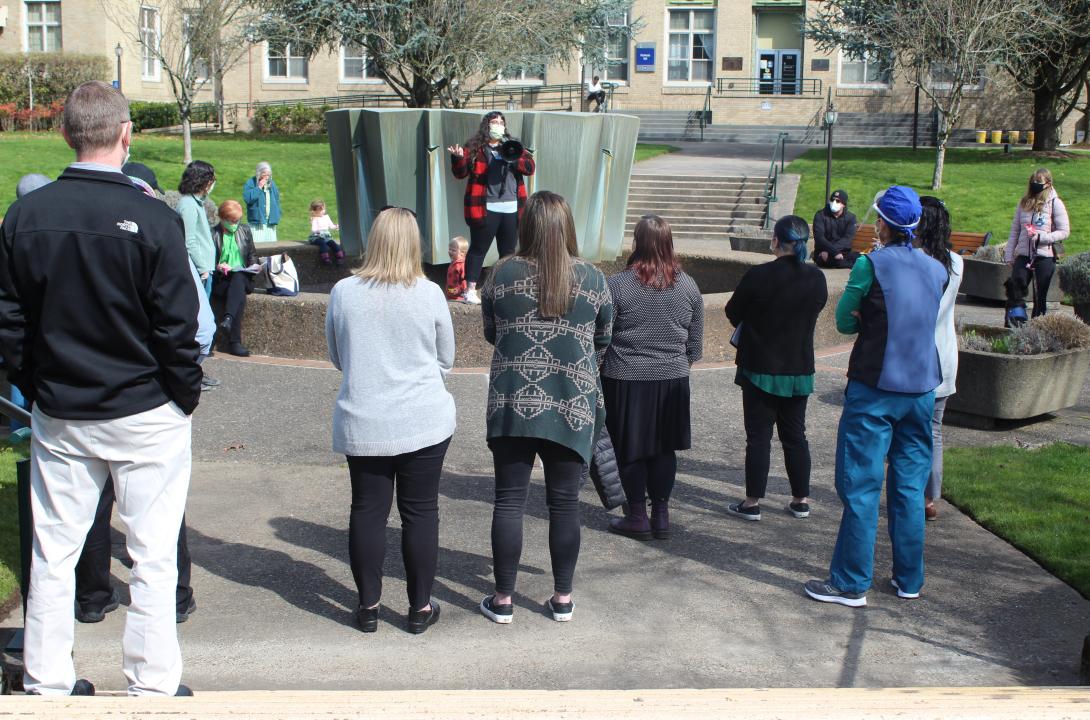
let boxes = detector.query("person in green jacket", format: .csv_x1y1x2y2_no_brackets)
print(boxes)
177,161,217,296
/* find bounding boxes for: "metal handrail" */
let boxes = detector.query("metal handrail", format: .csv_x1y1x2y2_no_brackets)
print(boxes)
763,132,789,230
0,395,31,428
716,77,823,97
701,85,712,141
468,82,583,111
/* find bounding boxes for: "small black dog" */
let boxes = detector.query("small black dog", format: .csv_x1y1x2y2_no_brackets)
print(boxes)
1004,274,1029,328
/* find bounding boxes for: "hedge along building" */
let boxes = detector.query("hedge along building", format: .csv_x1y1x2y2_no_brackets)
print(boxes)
0,0,1083,143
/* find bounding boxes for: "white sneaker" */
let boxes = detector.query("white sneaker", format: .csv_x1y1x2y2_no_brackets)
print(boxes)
463,288,481,305
890,578,921,599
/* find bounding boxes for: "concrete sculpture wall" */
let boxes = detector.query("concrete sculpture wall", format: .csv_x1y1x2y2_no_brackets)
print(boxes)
325,109,640,264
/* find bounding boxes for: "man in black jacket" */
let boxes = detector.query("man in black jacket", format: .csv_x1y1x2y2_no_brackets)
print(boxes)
813,189,860,269
0,81,200,697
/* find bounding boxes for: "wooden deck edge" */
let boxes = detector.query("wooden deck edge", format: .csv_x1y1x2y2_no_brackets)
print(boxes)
1,687,1088,719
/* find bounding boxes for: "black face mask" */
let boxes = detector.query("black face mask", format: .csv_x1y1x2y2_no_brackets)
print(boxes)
1030,181,1046,194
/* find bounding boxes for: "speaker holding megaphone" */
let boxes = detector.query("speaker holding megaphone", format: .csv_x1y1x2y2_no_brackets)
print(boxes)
500,139,524,164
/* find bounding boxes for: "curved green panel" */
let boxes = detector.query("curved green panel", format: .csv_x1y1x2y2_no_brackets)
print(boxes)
326,109,639,264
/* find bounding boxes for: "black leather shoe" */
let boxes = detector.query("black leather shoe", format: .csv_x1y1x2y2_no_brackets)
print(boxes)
226,344,251,358
407,601,440,634
218,315,233,334
357,605,379,633
76,588,120,624
175,684,194,696
176,596,196,624
71,679,96,696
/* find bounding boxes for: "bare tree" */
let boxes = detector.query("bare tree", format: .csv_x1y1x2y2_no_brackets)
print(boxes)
808,0,1044,188
259,0,639,109
103,0,260,162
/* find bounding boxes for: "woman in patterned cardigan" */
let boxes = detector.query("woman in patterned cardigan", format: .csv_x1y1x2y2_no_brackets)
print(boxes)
479,191,613,625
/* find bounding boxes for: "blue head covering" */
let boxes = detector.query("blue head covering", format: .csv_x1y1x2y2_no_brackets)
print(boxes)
873,185,922,244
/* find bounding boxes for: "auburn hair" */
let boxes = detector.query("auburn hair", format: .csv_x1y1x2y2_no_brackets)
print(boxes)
628,215,680,289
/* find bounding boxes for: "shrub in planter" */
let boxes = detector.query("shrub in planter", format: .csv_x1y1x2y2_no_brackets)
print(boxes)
950,315,1090,424
962,244,1062,302
1058,251,1090,324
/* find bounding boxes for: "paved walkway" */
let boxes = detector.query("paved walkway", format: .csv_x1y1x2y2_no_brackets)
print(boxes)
17,343,1088,692
635,142,813,177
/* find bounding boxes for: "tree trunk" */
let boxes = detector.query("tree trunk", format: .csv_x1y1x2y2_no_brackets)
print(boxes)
214,64,225,132
1032,85,1063,151
409,75,432,108
932,141,946,190
182,116,193,164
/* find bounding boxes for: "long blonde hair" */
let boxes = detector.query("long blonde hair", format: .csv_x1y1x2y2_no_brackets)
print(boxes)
1020,168,1054,213
515,191,580,318
354,208,422,287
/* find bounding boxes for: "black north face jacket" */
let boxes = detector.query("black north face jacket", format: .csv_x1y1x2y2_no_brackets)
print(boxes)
0,167,202,419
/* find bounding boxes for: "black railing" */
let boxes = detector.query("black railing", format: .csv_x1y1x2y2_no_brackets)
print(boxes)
764,132,789,230
716,77,823,97
466,83,583,112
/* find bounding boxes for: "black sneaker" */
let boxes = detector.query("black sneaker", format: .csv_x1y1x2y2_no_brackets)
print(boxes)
356,605,379,633
175,684,194,696
786,501,811,518
480,595,513,624
176,596,196,624
76,588,120,624
546,597,574,622
726,502,761,521
407,601,440,634
803,579,867,608
28,678,96,696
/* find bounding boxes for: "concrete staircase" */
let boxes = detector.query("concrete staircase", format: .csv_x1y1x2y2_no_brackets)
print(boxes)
626,175,769,242
629,110,710,142
811,112,937,147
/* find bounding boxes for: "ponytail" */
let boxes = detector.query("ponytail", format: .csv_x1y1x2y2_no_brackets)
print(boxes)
773,215,810,263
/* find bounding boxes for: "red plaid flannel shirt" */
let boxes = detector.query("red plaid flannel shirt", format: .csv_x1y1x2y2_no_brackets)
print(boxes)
451,146,535,228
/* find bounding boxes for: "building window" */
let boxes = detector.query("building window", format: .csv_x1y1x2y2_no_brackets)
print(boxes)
603,12,630,82
929,62,986,90
267,42,308,82
25,0,62,52
183,13,209,83
342,43,379,83
140,6,160,81
838,51,891,88
667,8,714,83
498,64,545,85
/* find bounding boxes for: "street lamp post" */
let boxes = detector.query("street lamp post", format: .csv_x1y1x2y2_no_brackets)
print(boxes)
824,101,839,202
115,43,123,93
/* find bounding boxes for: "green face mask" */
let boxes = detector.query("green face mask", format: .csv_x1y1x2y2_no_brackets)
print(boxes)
224,222,239,233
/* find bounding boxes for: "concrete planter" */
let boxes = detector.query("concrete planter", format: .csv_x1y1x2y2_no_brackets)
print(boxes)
961,257,1062,302
946,332,1090,423
729,235,773,254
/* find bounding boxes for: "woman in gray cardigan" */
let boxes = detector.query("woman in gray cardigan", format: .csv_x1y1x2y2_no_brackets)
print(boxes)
325,207,456,635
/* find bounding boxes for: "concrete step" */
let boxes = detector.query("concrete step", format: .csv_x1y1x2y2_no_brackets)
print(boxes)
628,200,768,212
628,189,766,200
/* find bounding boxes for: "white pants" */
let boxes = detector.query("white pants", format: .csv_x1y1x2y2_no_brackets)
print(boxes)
23,402,191,696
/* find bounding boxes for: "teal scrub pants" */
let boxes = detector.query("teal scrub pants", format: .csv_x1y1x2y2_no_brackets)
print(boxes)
829,380,935,595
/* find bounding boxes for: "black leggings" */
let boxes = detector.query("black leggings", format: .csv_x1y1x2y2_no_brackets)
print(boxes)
740,377,811,499
490,436,583,595
619,452,677,508
465,211,518,285
1012,255,1056,317
76,477,192,613
347,437,450,611
212,271,249,345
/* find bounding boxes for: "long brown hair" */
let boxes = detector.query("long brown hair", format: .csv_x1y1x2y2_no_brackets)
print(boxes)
1020,168,1054,213
465,111,507,161
516,191,580,317
628,215,680,289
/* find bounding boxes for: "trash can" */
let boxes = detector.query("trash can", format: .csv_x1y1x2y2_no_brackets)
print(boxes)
1027,130,1036,145
991,130,1003,144
1009,130,1020,144
975,130,987,144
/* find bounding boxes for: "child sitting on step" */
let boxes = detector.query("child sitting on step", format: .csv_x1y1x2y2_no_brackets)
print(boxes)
446,236,469,301
308,199,345,265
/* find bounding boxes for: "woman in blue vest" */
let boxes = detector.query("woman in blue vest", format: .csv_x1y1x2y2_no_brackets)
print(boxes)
804,186,947,608
243,161,282,243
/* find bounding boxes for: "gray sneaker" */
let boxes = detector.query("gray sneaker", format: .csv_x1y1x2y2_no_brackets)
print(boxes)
803,579,867,607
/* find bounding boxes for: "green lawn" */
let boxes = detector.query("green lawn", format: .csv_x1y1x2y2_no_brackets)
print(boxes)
1,133,676,243
0,441,21,604
787,147,1090,255
943,443,1090,599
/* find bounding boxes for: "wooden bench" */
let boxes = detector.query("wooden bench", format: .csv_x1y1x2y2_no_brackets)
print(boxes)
850,224,992,256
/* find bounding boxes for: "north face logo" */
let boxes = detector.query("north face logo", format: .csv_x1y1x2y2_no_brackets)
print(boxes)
116,220,139,233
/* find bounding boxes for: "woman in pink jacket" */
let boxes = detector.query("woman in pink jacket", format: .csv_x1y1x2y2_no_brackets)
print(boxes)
1005,168,1070,316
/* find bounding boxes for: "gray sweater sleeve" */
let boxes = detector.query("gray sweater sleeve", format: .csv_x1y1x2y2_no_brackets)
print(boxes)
325,285,341,370
433,284,455,375
686,278,705,365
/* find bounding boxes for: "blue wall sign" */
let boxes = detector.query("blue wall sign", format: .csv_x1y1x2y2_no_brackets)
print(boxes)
636,44,656,73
